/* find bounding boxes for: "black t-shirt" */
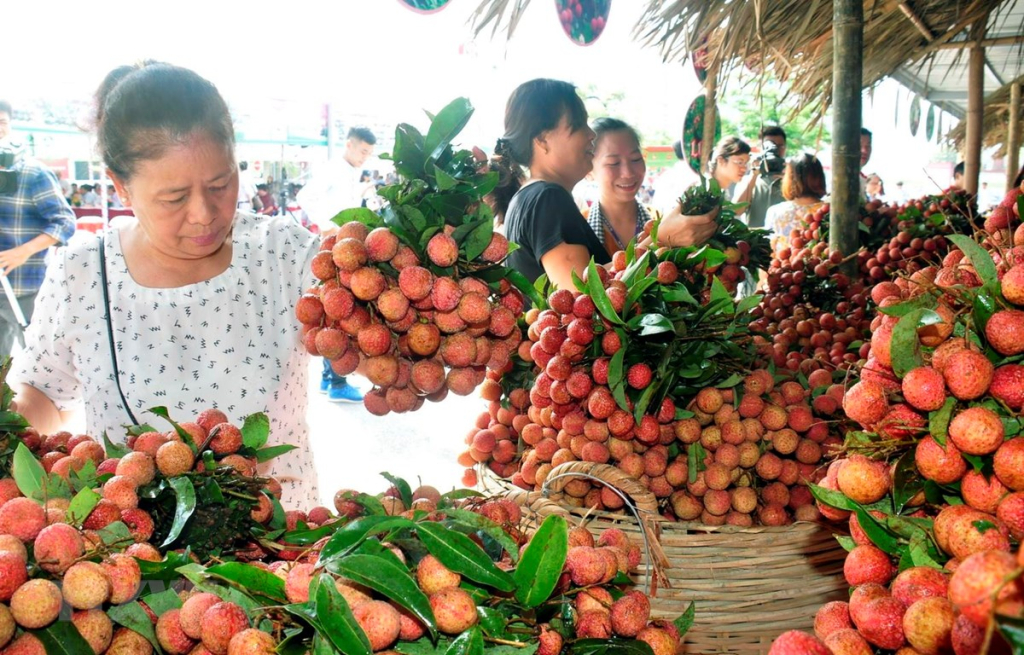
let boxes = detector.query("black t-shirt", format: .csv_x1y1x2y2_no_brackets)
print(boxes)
504,181,610,284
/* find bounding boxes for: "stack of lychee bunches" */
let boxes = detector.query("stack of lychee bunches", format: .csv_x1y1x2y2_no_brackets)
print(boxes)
459,275,847,526
0,428,689,655
772,188,1024,654
296,221,525,416
752,192,976,377
0,408,303,654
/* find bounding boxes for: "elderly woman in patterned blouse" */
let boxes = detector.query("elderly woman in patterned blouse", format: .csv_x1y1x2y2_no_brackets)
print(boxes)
10,62,321,508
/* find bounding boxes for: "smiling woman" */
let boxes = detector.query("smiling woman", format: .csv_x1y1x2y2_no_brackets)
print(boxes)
9,62,322,509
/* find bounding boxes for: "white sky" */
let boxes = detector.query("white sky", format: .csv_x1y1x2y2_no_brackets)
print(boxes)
6,0,981,193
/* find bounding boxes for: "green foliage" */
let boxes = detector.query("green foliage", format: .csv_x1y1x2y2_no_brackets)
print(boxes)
718,77,832,153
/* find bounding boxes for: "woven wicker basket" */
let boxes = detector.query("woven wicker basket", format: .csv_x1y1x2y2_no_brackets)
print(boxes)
490,462,849,655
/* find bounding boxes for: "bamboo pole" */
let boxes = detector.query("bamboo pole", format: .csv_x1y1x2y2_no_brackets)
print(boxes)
700,63,719,174
829,0,863,267
933,34,1024,50
965,15,988,196
1008,82,1021,193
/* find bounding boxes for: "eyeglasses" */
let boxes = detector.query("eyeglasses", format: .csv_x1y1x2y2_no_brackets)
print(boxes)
728,158,751,170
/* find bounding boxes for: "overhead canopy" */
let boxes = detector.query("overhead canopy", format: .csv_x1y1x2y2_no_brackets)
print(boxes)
473,0,1024,146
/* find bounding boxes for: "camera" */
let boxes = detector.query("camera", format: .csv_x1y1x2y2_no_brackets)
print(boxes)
0,144,23,195
759,140,786,176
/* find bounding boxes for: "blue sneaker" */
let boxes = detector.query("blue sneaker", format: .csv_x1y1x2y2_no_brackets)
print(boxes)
319,376,331,394
328,382,364,404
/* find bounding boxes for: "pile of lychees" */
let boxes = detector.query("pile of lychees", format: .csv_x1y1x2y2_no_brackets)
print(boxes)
297,220,525,416
772,183,1024,654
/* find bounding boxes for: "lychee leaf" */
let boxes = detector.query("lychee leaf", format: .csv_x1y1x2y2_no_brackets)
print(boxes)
255,444,297,464
569,639,655,655
147,406,198,452
161,476,196,547
240,412,270,450
416,521,515,592
29,622,93,655
66,487,100,528
889,308,942,377
674,601,696,637
464,219,495,261
835,535,856,551
206,562,287,602
928,397,957,446
312,573,373,655
505,269,545,309
994,614,1024,653
394,636,452,655
445,626,485,655
107,601,162,653
12,441,69,501
101,430,132,459
140,587,183,615
332,207,384,230
513,514,568,607
947,235,998,287
424,98,474,165
443,507,520,563
878,292,937,317
325,554,437,638
318,516,417,564
586,260,625,325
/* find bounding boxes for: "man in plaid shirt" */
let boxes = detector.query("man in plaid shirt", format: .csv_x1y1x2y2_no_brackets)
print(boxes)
0,101,76,355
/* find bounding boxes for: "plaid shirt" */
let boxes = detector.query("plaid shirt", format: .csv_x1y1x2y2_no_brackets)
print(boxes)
0,159,76,296
586,201,651,253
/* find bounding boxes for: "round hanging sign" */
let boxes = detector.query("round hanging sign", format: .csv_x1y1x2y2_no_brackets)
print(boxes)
925,104,936,141
909,95,922,137
555,0,611,46
683,94,722,175
396,0,451,13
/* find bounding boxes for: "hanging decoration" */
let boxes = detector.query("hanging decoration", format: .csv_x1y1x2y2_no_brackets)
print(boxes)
396,0,452,13
683,94,722,175
555,0,611,45
691,38,710,84
937,110,943,142
909,95,922,137
925,104,936,141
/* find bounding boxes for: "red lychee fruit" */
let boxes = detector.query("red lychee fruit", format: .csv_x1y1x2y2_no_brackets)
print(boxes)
575,610,613,639
844,544,896,587
943,350,994,400
71,608,114,655
1003,264,1024,305
10,579,62,629
33,522,84,575
948,550,1024,627
180,592,221,639
481,232,509,263
627,363,652,390
901,366,946,411
417,554,461,595
426,233,459,267
0,551,27,602
156,609,196,654
843,380,888,428
915,436,967,484
837,454,891,504
350,266,387,301
902,596,954,655
890,566,949,607
102,553,142,605
331,237,368,272
201,601,250,655
990,364,1024,410
768,631,831,655
854,596,907,650
364,227,399,262
985,309,1024,355
814,601,852,640
994,437,1024,490
62,560,111,610
294,294,324,325
949,406,1005,455
609,590,650,638
0,498,45,542
399,266,433,301
322,287,355,322
429,587,478,634
357,323,393,357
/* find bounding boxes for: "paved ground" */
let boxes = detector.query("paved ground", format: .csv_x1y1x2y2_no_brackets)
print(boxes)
304,364,479,507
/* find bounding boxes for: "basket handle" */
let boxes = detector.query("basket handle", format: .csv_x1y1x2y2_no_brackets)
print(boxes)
542,462,660,513
541,461,671,595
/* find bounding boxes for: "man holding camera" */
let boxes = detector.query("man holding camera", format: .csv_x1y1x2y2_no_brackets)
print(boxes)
745,126,788,230
0,101,76,355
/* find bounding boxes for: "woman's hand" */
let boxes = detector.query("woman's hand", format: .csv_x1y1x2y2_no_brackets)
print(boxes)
541,243,593,291
647,204,719,249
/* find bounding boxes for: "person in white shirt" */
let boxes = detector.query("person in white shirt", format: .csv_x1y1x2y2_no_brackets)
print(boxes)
297,126,377,403
237,161,260,213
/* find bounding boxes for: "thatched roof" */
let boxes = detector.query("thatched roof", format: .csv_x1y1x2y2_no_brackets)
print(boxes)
947,73,1024,155
472,0,1024,144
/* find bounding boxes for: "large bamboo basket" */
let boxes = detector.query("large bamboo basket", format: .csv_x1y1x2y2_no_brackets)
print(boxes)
487,462,849,655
